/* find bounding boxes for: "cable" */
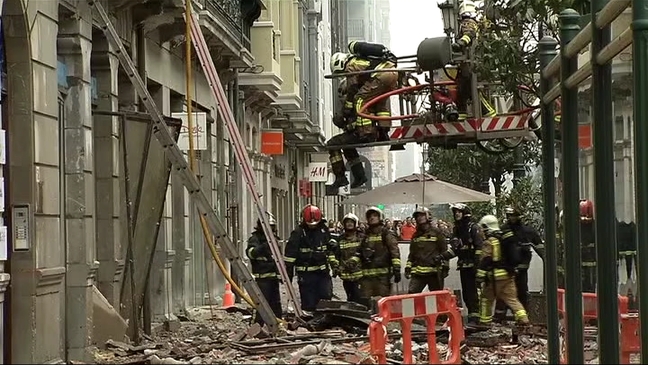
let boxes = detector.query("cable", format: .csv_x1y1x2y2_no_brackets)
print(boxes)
183,2,256,308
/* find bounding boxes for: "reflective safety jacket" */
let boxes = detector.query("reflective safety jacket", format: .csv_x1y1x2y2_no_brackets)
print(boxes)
581,220,596,267
441,219,483,269
476,232,514,281
333,230,364,281
344,57,395,104
406,225,446,276
246,230,279,280
284,221,339,275
358,225,401,277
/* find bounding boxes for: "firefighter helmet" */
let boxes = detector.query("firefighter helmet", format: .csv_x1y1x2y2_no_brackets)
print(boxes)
479,215,500,232
459,0,477,17
330,52,350,73
504,206,522,217
450,203,471,216
302,204,322,227
412,206,431,220
257,211,277,228
365,206,384,221
342,213,359,226
579,199,594,220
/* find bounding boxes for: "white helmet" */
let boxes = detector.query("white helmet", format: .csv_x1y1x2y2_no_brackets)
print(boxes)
331,52,350,73
479,215,500,232
365,206,385,221
257,211,276,227
342,213,359,226
458,0,477,17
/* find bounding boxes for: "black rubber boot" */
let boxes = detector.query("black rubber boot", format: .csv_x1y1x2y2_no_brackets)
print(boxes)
350,162,367,188
330,161,349,189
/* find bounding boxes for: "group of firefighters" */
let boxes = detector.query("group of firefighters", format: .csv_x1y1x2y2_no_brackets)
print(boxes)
246,202,546,328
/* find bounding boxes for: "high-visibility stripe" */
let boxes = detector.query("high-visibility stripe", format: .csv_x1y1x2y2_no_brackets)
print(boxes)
402,298,415,318
425,295,438,313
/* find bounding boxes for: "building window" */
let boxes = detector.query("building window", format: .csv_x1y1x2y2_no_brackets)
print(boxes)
615,115,624,141
347,19,364,39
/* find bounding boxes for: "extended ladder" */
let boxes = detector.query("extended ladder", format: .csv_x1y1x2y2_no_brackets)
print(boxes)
88,1,295,333
184,3,302,316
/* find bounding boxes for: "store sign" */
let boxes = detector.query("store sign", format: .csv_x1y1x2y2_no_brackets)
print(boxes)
308,162,328,182
578,124,592,149
261,129,284,155
172,112,208,150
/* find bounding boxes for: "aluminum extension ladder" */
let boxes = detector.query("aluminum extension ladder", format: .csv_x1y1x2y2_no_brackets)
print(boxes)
88,0,302,332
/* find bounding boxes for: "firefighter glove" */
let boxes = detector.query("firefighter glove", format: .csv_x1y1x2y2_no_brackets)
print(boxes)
393,270,402,283
332,268,340,278
404,267,412,279
333,114,347,129
432,255,443,265
452,42,463,52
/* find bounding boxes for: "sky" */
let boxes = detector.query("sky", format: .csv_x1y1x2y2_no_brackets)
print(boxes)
388,0,445,57
389,0,445,179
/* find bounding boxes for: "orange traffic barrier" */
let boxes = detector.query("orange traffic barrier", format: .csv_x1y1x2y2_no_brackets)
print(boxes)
556,289,636,363
222,283,235,308
620,313,640,363
369,290,464,364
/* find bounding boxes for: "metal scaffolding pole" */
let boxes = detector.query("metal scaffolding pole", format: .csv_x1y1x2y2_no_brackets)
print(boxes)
591,0,620,362
539,36,560,365
632,0,648,360
560,9,585,364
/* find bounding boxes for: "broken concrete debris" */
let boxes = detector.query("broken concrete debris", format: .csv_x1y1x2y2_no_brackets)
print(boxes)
92,306,622,364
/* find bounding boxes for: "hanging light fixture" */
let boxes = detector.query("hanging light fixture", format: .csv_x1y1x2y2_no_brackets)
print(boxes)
438,0,458,37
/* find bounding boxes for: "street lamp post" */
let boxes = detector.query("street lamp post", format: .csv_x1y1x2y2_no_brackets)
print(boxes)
438,0,458,37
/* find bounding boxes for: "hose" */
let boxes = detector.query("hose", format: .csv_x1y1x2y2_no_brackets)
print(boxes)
184,2,255,308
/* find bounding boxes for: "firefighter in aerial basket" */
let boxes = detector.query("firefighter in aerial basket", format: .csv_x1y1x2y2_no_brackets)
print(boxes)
326,41,399,190
444,0,497,121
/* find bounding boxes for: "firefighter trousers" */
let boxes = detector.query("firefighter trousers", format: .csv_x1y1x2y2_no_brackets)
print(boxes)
494,269,529,319
297,271,333,312
582,265,597,293
459,268,480,321
408,274,444,294
480,277,529,324
253,278,282,324
327,130,370,164
360,275,391,300
343,280,363,304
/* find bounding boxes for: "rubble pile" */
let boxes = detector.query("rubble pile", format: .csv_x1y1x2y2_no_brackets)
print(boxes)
90,307,635,365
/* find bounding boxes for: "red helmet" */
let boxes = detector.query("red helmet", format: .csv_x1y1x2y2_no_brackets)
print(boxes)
302,204,322,227
579,199,594,220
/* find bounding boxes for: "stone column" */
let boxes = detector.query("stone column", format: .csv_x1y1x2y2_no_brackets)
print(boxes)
58,4,97,362
92,36,124,305
5,0,64,362
169,96,188,313
149,85,177,323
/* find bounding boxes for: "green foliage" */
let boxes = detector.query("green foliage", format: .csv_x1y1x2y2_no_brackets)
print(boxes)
427,141,541,196
498,176,544,232
476,0,592,97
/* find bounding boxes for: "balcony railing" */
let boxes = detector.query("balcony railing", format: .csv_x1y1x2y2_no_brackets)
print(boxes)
205,0,255,50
